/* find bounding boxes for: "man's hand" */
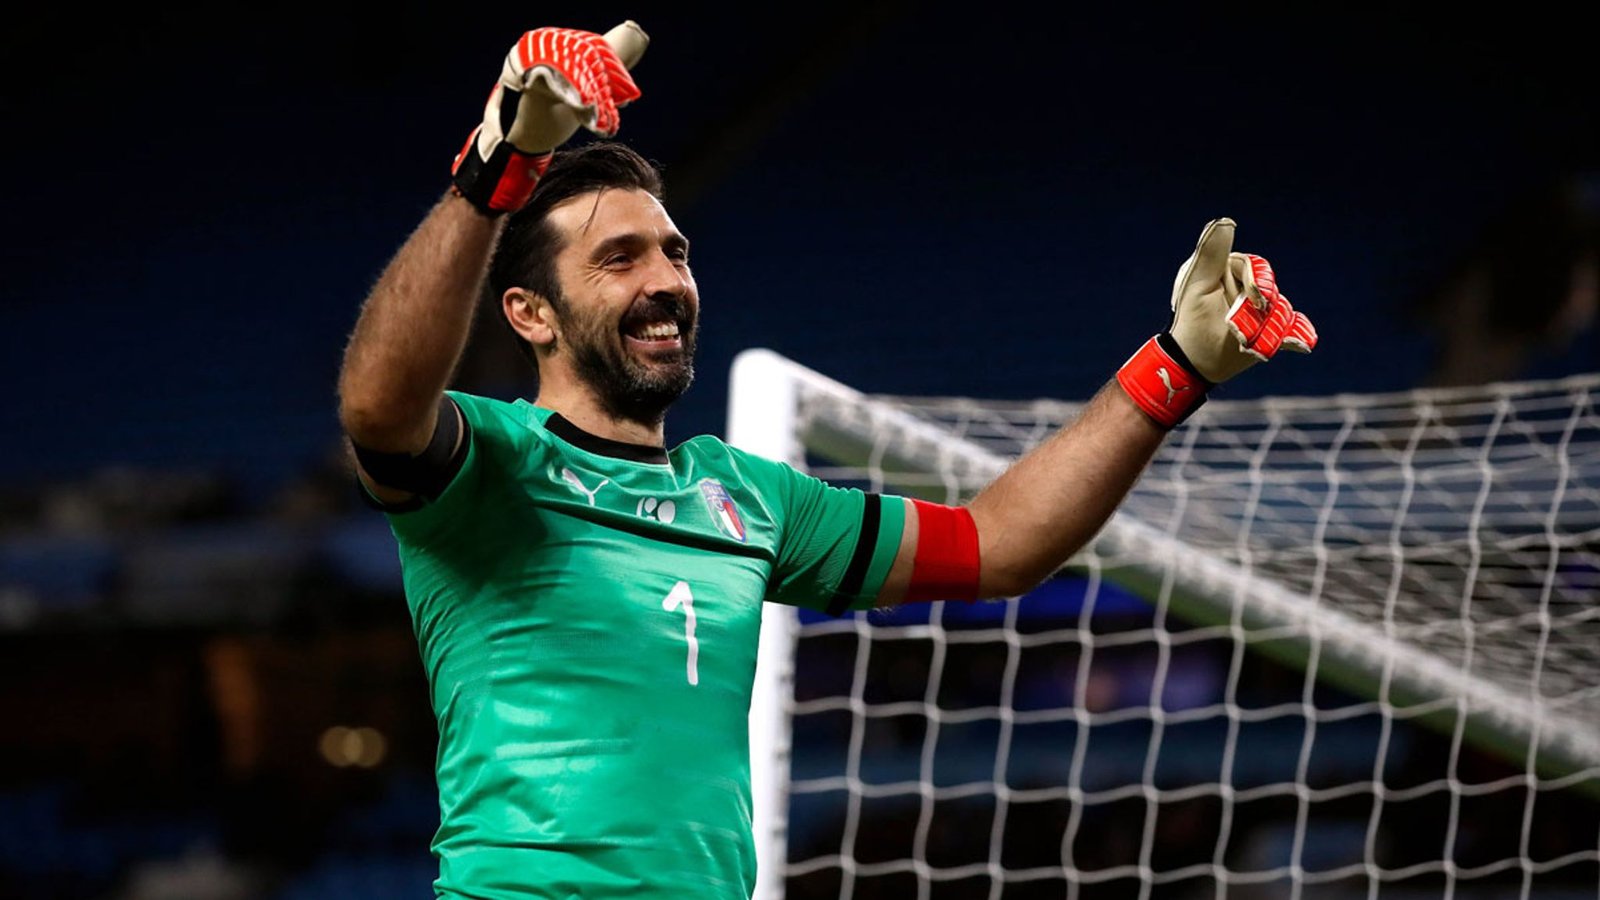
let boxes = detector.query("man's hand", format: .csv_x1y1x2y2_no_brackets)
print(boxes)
1169,218,1317,382
451,22,648,215
1117,218,1318,428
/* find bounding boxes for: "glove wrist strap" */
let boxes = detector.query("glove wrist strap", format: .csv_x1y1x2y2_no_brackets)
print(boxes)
1116,333,1213,429
450,128,553,215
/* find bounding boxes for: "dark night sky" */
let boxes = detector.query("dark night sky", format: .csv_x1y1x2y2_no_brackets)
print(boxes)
4,3,1596,498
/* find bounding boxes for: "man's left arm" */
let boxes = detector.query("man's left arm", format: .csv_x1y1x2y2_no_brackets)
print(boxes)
877,217,1318,604
968,383,1164,596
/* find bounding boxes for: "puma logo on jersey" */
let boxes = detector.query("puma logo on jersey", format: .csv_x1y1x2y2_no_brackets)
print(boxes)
637,497,677,524
560,467,610,506
1156,367,1190,406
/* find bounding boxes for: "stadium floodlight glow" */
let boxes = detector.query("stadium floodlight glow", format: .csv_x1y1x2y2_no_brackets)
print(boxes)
318,725,389,769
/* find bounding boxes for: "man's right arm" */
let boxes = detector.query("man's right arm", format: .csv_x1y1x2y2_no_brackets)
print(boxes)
336,194,496,502
336,23,647,502
337,195,498,457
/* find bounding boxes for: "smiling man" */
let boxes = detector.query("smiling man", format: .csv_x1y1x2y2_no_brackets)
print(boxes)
492,154,698,440
336,21,1317,900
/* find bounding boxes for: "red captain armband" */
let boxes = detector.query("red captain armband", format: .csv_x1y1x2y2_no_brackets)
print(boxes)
1116,333,1213,429
906,499,982,603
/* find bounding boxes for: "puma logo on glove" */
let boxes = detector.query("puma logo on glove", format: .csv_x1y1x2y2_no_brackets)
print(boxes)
1118,219,1317,429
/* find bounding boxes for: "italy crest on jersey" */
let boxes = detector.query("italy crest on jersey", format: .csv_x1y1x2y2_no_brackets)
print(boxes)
699,479,746,542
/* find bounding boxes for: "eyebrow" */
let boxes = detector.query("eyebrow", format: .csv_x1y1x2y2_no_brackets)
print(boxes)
589,231,690,261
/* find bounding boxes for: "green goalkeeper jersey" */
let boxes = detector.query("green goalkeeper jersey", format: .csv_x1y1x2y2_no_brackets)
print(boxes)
380,391,906,899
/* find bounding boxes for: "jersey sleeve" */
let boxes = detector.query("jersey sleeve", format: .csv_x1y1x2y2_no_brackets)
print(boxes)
376,391,525,546
749,454,907,616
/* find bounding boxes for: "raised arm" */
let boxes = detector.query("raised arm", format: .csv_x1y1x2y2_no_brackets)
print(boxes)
966,381,1166,596
338,197,501,453
337,23,648,468
879,218,1319,602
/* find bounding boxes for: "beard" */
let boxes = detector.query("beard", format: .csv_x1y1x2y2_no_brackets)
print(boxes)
561,293,698,427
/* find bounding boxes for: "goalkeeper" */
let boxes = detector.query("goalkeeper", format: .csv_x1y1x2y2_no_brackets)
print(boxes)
336,20,1317,900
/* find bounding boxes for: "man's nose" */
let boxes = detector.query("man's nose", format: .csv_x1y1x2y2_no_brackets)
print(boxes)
641,248,689,298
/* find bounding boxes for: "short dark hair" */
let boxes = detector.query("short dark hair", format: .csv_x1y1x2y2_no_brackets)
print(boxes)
487,141,666,366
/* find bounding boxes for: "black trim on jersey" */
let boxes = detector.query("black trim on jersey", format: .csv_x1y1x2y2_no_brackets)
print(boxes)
545,413,669,464
351,396,470,502
825,492,883,617
356,482,425,513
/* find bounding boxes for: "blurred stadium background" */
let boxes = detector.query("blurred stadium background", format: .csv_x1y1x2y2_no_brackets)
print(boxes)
2,2,1596,898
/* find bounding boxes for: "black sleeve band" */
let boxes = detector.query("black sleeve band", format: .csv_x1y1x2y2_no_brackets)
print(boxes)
351,396,470,500
824,493,884,617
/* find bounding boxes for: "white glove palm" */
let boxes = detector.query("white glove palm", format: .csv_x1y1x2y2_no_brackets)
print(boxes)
450,22,649,214
1168,217,1316,383
1118,218,1318,428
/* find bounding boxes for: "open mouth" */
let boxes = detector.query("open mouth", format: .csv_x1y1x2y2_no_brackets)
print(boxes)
621,302,688,351
625,320,681,345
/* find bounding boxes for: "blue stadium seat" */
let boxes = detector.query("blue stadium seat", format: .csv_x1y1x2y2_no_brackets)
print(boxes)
0,533,116,614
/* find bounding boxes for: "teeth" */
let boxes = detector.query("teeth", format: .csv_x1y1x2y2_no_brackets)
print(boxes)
635,322,680,340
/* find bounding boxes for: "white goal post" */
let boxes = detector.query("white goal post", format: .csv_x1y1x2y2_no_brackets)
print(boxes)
730,348,1600,899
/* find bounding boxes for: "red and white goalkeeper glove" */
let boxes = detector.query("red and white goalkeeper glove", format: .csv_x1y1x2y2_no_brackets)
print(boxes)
450,21,648,215
1118,218,1318,428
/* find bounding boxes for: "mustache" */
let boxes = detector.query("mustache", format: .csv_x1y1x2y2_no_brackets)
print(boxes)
622,294,695,328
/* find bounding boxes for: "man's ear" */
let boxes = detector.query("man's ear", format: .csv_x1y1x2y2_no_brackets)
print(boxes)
504,287,561,350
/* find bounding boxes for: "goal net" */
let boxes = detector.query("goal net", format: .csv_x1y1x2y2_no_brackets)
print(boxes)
730,349,1600,900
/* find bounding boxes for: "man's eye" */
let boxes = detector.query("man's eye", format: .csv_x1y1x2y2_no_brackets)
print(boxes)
604,254,631,267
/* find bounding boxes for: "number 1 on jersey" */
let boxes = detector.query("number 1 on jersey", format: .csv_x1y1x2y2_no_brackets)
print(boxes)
661,581,700,686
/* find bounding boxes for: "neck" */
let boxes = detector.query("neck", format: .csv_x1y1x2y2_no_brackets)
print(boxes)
534,380,666,447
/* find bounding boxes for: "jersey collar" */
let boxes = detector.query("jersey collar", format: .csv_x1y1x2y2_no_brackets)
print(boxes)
545,413,670,465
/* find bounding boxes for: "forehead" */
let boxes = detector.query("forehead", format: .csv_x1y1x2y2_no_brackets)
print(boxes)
547,188,681,250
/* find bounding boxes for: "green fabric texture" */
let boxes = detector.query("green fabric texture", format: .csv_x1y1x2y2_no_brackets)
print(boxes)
382,391,905,899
